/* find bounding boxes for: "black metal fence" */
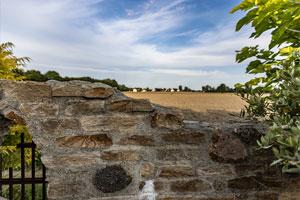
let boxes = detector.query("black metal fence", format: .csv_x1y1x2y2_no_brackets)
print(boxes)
0,133,47,200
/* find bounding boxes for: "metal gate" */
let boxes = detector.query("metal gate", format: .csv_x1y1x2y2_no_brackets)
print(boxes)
0,133,47,200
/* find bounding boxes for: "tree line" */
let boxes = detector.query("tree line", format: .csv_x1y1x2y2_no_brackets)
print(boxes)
13,69,131,91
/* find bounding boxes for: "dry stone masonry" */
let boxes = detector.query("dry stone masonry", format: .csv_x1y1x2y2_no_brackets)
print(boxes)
0,79,299,200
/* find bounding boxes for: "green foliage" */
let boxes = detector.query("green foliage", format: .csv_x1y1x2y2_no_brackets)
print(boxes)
1,124,42,170
2,184,45,200
232,0,300,172
0,42,30,80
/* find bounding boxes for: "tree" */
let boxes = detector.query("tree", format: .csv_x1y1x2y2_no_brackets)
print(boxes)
0,42,29,80
44,70,62,81
216,83,228,93
231,0,300,173
24,70,46,82
178,85,182,91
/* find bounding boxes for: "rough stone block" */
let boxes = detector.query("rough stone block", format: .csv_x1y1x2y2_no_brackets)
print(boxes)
5,111,25,124
81,114,144,132
65,100,105,116
227,176,257,190
210,129,248,162
119,135,155,146
109,98,153,112
156,148,201,161
140,162,155,178
197,164,234,177
279,192,300,200
170,179,212,192
42,152,100,168
48,80,114,98
162,131,205,144
19,102,59,116
157,165,195,178
56,134,112,148
101,150,139,161
42,117,81,134
151,108,183,130
47,181,86,198
0,80,51,101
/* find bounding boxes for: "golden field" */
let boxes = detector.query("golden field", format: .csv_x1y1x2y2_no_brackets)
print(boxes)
125,92,247,122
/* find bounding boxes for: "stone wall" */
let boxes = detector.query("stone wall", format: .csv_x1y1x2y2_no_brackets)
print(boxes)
0,79,299,200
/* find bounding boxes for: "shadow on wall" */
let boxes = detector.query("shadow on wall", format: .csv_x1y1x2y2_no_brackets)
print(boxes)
178,108,242,123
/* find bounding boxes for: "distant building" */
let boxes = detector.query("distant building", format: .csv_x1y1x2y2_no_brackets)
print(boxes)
142,89,147,92
133,88,138,92
171,89,175,92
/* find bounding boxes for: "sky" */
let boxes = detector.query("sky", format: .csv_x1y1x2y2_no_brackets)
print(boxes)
0,0,270,89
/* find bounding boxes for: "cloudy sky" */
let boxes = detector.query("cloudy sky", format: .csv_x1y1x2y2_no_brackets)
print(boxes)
0,0,270,89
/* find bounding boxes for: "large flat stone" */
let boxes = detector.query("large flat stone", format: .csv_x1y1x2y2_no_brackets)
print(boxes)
80,114,144,132
56,134,113,148
19,102,59,116
119,135,155,146
0,79,51,101
170,179,212,192
48,80,114,98
109,98,153,112
42,152,100,168
47,181,86,198
157,165,195,178
42,117,81,134
65,99,105,116
101,150,139,161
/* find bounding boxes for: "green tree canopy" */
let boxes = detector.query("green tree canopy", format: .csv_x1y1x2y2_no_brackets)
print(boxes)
0,42,30,80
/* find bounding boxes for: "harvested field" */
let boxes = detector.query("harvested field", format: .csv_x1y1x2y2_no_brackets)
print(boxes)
125,92,247,122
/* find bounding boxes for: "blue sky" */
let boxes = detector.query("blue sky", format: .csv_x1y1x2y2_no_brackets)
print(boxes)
0,0,270,89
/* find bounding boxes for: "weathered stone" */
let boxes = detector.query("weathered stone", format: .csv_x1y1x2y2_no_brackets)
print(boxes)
101,150,139,161
93,165,132,193
19,102,59,116
0,80,51,101
48,80,114,98
279,192,300,200
65,100,105,116
162,131,205,144
5,111,25,124
119,135,155,146
0,114,12,138
197,164,234,177
227,176,257,190
48,80,83,97
81,114,143,132
140,162,155,178
42,117,81,134
170,179,212,192
47,181,86,198
234,164,264,176
157,165,195,178
210,129,248,162
56,134,112,148
42,152,100,168
156,148,201,161
151,108,183,130
82,82,114,98
109,98,153,112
